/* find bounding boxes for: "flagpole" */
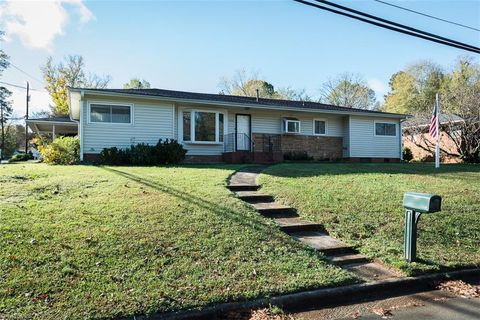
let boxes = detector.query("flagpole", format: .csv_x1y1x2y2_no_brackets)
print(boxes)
435,93,440,169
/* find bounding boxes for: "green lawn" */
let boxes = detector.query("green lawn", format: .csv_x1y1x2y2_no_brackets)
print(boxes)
0,163,353,319
259,163,480,275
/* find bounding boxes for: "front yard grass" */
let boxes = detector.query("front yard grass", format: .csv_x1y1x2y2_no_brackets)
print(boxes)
259,163,480,275
0,163,354,319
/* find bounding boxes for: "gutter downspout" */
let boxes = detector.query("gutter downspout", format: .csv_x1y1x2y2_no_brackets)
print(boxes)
68,89,84,161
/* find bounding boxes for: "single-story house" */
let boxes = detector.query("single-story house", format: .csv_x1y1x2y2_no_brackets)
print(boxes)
67,88,407,163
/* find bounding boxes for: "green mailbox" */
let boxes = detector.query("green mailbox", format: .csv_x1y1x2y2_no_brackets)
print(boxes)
403,192,442,262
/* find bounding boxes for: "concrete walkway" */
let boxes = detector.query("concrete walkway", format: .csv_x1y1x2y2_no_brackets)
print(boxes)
227,166,400,282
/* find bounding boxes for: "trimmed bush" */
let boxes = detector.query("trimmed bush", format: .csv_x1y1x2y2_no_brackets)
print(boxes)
283,151,314,161
8,153,33,163
100,139,186,166
402,147,414,162
39,137,80,165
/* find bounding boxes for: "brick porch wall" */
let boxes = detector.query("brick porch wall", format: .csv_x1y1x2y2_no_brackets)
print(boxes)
252,133,343,160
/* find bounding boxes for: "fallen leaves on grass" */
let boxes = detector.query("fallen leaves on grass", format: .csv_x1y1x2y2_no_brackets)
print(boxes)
437,280,480,298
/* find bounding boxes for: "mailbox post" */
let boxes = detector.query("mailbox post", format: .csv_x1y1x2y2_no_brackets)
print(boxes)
403,192,442,262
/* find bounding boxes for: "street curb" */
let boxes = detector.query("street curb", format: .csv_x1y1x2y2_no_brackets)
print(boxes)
135,268,479,320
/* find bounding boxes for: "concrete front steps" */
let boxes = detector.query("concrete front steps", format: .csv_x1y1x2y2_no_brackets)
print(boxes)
227,166,400,282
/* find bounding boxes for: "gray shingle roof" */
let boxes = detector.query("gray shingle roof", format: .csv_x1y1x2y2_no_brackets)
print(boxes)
76,88,406,117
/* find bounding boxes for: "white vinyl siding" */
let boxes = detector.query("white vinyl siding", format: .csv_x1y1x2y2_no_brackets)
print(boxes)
349,116,401,158
248,110,344,137
82,100,174,153
343,117,350,157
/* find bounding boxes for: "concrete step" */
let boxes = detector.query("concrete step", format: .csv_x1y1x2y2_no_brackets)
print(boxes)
289,231,355,255
227,184,260,192
280,223,326,233
326,253,369,266
343,262,400,281
251,202,297,217
235,191,274,203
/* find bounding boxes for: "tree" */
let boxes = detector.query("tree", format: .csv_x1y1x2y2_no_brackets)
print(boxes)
219,69,311,101
123,78,151,89
0,31,13,160
403,57,480,163
320,73,376,109
440,58,480,163
383,61,444,114
42,55,111,116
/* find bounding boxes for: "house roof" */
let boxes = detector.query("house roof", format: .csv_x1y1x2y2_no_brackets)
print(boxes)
26,117,78,135
403,114,464,129
70,87,407,118
26,117,75,123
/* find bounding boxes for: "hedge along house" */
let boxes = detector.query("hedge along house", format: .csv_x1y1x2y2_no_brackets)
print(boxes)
68,88,407,163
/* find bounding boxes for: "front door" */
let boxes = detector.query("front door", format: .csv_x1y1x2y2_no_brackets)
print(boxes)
236,114,251,151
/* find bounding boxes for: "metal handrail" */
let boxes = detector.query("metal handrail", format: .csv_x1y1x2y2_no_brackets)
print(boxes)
223,133,254,152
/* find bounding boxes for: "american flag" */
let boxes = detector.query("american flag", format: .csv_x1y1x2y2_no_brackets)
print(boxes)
429,101,439,138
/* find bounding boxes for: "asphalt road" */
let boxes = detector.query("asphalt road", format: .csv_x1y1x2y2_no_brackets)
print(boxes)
294,279,480,320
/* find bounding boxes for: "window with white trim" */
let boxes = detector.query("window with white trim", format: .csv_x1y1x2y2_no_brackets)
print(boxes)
182,110,225,143
313,119,327,135
90,104,132,123
283,118,301,134
375,122,396,136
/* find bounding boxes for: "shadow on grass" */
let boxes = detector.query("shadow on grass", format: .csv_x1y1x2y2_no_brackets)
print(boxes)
260,162,480,178
100,166,324,256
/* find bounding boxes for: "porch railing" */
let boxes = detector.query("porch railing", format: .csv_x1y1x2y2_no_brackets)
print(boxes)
223,133,254,152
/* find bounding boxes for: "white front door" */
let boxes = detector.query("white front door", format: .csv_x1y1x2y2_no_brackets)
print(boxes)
236,114,251,151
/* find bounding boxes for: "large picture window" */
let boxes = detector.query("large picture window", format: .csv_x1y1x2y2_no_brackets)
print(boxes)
375,122,396,136
182,110,225,143
90,104,132,124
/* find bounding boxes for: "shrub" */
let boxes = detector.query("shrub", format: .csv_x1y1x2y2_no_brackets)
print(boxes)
39,137,80,165
8,153,33,163
100,139,186,166
283,151,313,161
402,147,414,162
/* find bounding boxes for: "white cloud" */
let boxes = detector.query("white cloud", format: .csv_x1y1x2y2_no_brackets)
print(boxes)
9,87,53,118
0,0,94,50
367,78,388,97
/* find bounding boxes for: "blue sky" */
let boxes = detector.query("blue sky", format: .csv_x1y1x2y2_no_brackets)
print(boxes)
1,0,479,116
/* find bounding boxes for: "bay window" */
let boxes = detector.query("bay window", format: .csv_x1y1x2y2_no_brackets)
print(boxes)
182,110,225,143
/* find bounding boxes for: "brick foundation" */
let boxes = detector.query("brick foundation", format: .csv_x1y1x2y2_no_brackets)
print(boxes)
252,133,343,160
83,153,101,163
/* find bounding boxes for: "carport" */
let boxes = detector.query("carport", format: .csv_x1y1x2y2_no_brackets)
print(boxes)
26,117,78,138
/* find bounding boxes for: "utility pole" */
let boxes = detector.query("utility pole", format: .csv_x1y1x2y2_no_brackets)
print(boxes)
25,81,29,154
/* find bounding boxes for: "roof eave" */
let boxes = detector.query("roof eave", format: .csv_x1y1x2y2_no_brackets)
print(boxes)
69,88,407,119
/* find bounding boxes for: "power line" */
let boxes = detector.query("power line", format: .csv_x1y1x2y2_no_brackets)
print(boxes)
0,80,46,92
9,63,44,85
314,0,479,52
294,0,480,54
374,0,480,32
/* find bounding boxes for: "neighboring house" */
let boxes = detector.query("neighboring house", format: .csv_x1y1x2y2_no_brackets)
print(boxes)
67,88,407,163
402,114,463,163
